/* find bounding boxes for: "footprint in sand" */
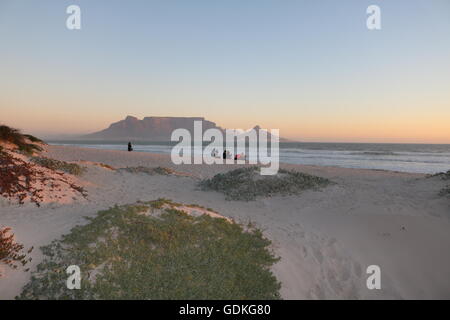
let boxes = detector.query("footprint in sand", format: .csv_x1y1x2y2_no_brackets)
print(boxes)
312,247,324,264
302,245,308,258
308,232,364,298
352,261,362,278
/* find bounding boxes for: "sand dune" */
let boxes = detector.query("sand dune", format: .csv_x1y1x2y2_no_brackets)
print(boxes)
1,145,449,299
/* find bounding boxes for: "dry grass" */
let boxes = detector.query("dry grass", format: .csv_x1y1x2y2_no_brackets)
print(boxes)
0,125,44,155
118,166,191,177
0,149,87,206
30,157,86,176
0,226,33,277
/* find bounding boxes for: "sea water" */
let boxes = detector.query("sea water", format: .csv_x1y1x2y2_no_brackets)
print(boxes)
48,141,450,174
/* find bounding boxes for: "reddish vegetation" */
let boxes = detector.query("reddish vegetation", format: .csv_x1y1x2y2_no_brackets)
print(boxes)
0,150,87,206
0,226,33,276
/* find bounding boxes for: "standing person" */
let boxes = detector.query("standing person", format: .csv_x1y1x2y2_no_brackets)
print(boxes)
223,150,227,160
128,142,133,152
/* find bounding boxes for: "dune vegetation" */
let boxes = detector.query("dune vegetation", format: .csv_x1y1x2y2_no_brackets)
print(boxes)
118,166,177,175
0,125,44,155
118,166,192,177
18,199,281,299
200,166,331,201
429,170,450,180
440,185,450,198
30,156,86,176
428,170,450,198
0,126,87,206
0,226,33,277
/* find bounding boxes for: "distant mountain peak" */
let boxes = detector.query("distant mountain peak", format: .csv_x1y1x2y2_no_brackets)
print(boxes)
83,116,289,142
125,115,138,121
84,116,220,141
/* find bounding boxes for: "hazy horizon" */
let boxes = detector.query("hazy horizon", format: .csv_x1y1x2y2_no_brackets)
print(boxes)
1,0,449,143
20,116,447,145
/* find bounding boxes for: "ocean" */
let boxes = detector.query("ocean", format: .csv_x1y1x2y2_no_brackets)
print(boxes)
48,141,450,174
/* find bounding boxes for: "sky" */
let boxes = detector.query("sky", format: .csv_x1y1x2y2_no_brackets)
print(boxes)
0,0,449,143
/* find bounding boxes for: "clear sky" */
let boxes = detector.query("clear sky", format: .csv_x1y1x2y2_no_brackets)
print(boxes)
1,0,449,143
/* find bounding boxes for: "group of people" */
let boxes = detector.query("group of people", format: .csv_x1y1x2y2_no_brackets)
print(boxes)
211,148,245,161
127,143,244,161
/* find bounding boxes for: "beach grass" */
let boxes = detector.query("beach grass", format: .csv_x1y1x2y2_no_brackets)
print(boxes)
17,199,281,299
22,134,45,144
118,166,193,177
0,150,87,206
199,166,331,201
0,125,43,155
30,156,86,176
118,166,176,175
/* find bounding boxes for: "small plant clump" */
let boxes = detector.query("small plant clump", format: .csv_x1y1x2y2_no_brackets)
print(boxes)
18,200,281,299
199,166,331,201
30,157,86,176
439,185,450,198
0,226,33,277
118,166,185,176
96,162,115,170
23,134,45,144
427,170,450,198
0,125,44,155
428,170,450,180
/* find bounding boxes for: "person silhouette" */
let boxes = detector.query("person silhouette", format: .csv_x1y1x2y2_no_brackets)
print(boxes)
223,150,227,160
128,142,133,152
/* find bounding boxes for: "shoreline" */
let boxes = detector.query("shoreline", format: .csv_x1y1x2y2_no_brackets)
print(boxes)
45,144,430,177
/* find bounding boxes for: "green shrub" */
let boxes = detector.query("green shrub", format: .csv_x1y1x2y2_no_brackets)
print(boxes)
200,166,331,201
30,157,86,176
17,200,281,300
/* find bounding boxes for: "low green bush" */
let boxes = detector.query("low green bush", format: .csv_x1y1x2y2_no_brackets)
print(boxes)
200,166,331,201
18,200,281,300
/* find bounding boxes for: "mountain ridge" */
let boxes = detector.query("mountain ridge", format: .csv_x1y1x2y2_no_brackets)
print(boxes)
82,116,290,142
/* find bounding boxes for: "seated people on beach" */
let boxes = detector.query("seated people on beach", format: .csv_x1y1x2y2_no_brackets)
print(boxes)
234,153,245,161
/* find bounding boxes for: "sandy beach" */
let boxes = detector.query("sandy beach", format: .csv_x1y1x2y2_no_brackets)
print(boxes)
1,144,449,299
